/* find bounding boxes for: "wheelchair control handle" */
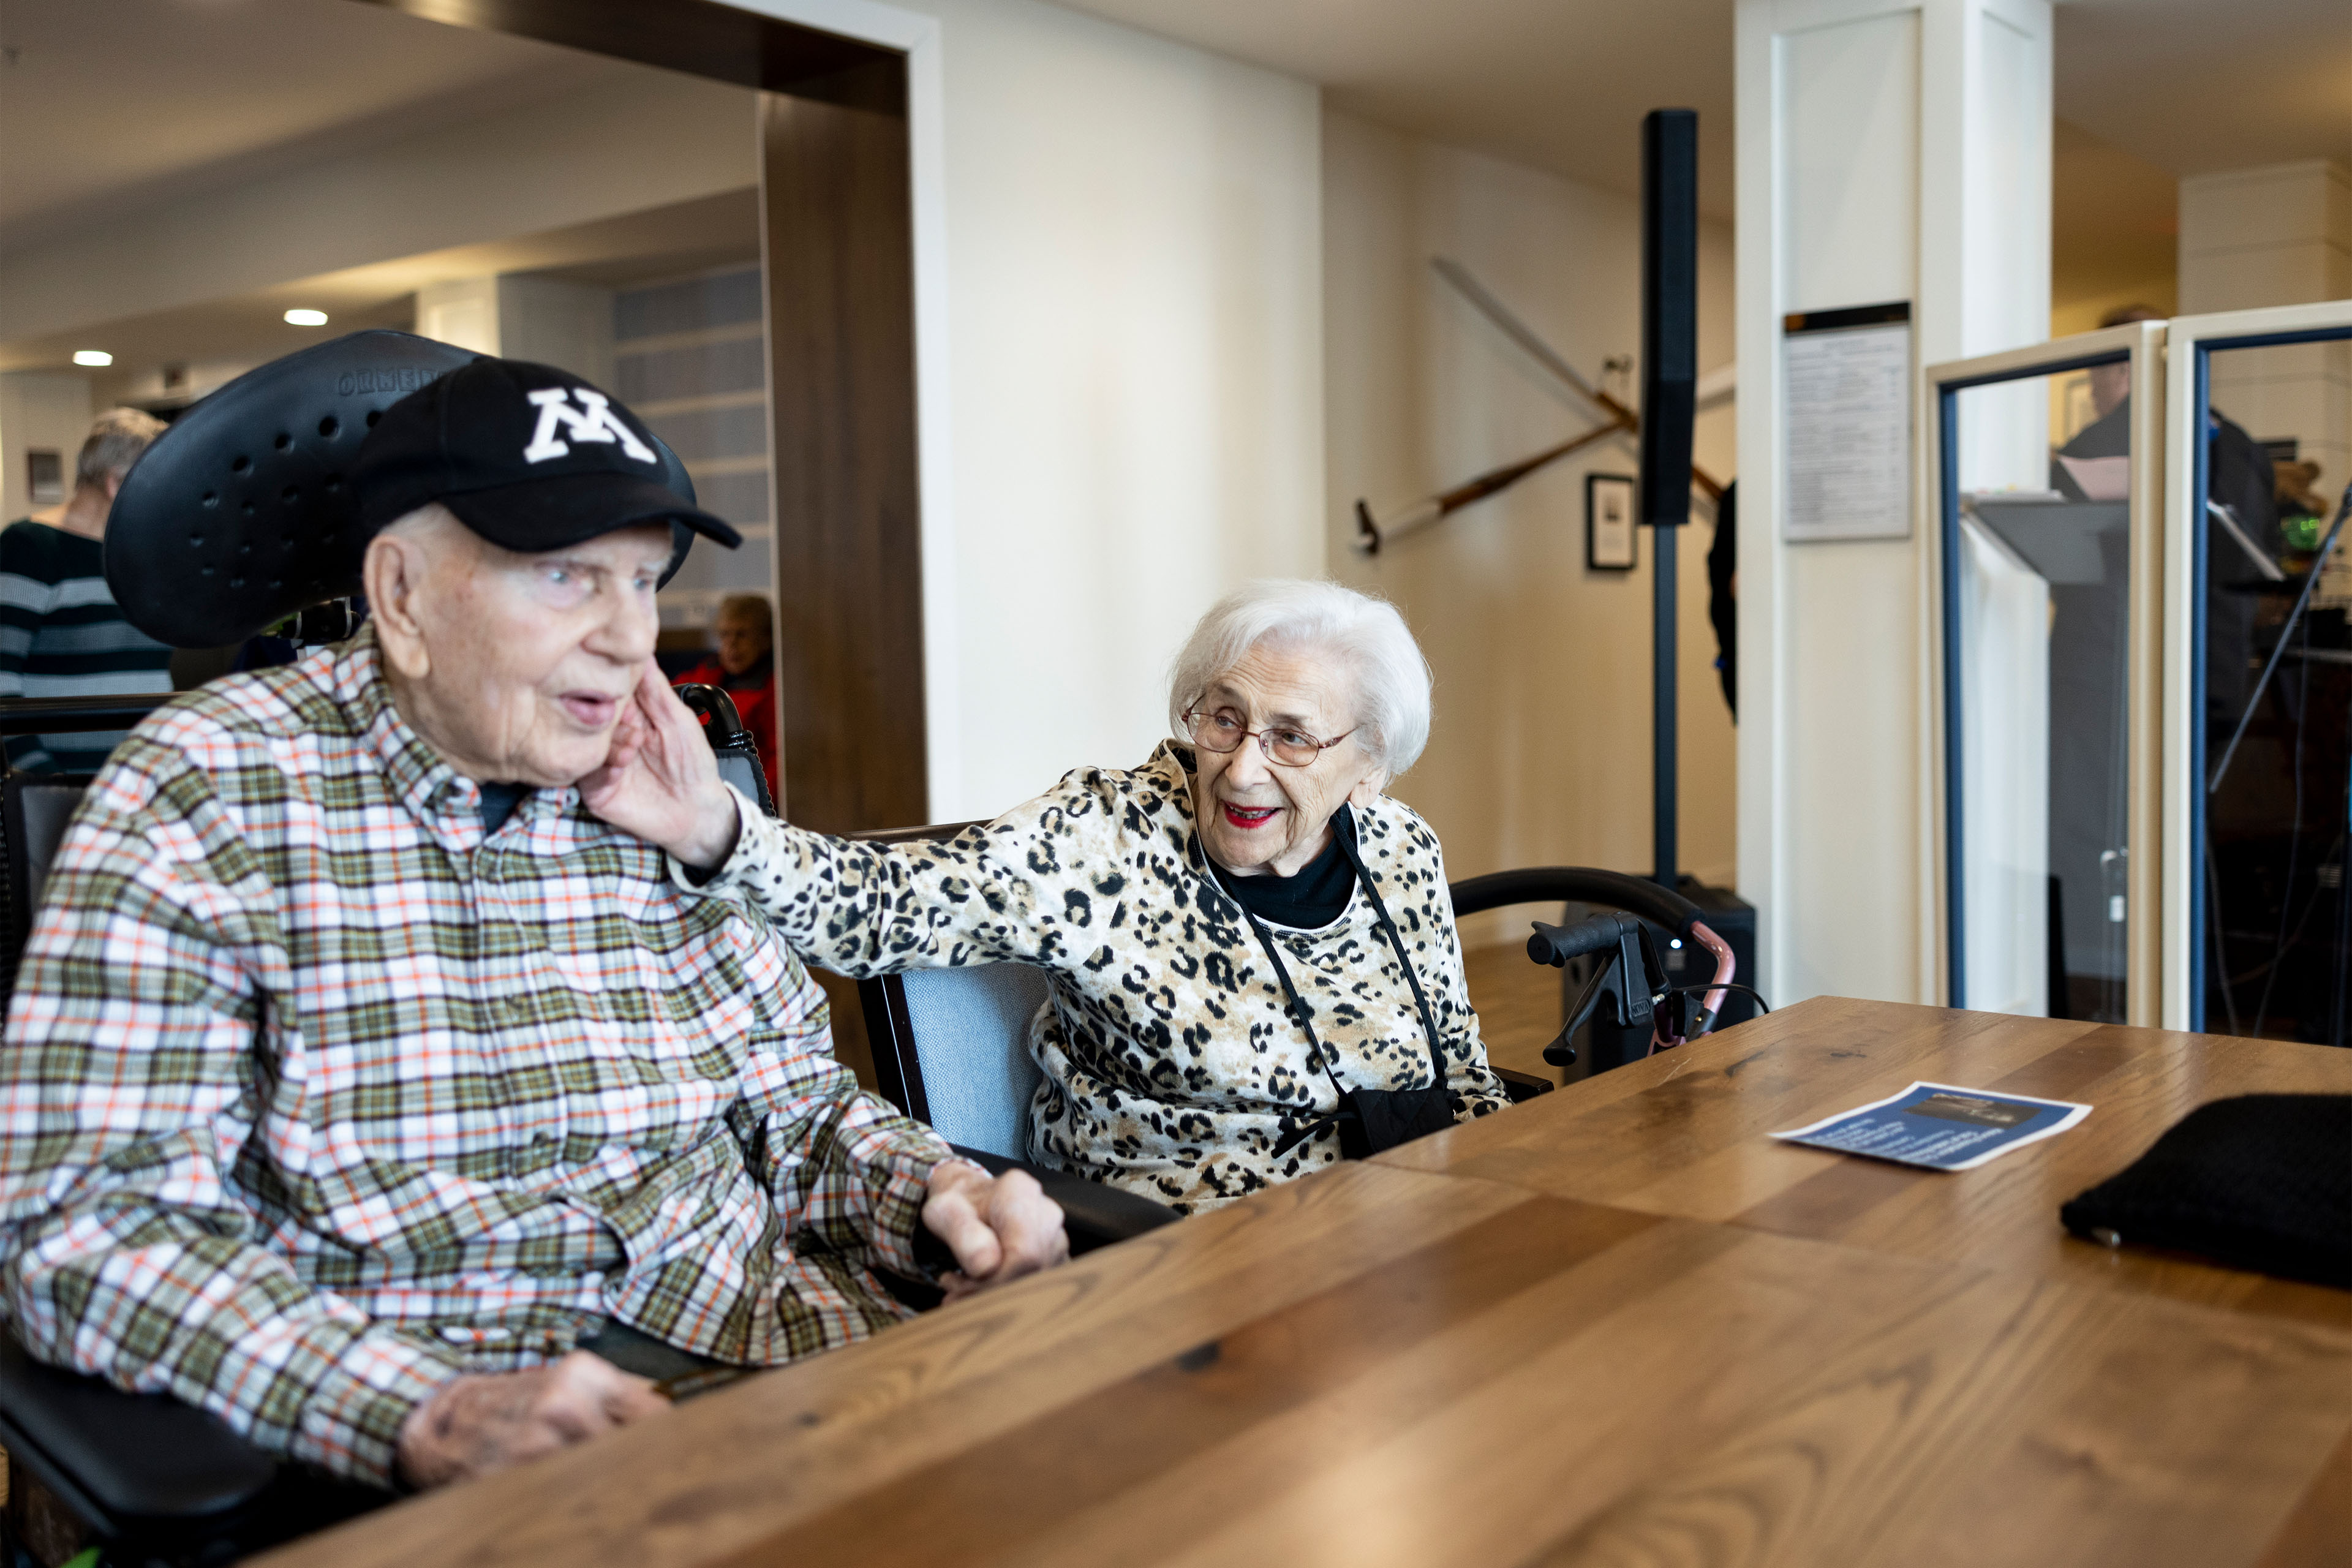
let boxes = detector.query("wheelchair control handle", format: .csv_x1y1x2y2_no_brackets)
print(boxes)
1527,913,1637,967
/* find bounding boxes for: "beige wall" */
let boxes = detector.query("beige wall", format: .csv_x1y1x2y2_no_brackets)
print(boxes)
1322,110,1737,946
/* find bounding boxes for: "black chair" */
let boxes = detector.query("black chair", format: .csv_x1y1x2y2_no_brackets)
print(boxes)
0,692,789,1567
0,696,347,1567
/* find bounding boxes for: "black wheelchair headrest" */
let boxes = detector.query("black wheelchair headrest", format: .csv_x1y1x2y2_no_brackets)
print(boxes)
106,330,701,649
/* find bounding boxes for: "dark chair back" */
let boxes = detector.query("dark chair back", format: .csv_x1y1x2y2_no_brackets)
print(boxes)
0,696,179,1005
104,331,704,651
0,772,96,1001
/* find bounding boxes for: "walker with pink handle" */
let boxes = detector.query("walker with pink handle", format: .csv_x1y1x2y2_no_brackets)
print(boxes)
1447,867,1766,1070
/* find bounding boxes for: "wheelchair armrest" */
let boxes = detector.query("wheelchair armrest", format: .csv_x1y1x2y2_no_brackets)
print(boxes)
0,1332,276,1541
1493,1066,1555,1102
949,1145,1183,1253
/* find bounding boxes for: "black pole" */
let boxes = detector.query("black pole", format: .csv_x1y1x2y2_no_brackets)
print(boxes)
1653,521,1678,887
1642,108,1698,889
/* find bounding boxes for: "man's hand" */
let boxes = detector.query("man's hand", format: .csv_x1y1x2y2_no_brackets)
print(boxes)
921,1164,1069,1300
396,1352,670,1488
579,662,742,869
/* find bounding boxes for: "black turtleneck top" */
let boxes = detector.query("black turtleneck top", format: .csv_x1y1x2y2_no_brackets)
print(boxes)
1208,819,1357,930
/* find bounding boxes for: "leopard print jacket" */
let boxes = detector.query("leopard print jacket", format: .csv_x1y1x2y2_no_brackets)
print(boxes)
684,741,1509,1212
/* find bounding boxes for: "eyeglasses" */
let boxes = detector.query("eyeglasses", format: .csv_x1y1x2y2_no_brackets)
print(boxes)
1183,705,1357,768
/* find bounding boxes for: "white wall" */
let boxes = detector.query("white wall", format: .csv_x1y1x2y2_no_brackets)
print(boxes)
898,0,1327,818
1322,111,1738,939
0,372,94,524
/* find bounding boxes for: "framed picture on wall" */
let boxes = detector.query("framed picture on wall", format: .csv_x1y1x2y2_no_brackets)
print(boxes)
26,451,63,508
1587,473,1637,570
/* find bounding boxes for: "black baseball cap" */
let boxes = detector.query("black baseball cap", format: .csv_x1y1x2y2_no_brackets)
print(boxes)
352,356,742,554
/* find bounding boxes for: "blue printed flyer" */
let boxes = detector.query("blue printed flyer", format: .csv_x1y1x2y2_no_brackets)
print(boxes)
1770,1081,2091,1171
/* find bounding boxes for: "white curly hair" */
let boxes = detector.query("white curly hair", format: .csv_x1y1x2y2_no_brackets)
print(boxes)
1166,579,1433,778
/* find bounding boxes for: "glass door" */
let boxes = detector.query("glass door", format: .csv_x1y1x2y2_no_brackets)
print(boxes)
1926,322,2165,1023
2164,301,2352,1041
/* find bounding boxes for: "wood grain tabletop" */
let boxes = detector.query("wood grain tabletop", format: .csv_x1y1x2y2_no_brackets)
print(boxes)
257,1152,2352,1568
1381,995,2352,1327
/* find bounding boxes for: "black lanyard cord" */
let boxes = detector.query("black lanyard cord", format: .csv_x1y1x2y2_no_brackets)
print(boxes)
1226,808,1452,1143
1240,914,1350,1096
1329,817,1449,1087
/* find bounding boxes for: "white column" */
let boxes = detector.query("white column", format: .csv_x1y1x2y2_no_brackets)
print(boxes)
415,277,501,356
1735,0,2051,1008
414,273,619,380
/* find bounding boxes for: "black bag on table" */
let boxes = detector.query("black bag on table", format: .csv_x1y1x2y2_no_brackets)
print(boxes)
2059,1094,2351,1289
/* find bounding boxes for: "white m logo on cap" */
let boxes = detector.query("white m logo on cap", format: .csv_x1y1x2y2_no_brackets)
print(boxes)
521,387,658,466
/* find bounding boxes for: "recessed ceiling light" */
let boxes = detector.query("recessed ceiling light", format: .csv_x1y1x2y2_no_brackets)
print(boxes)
71,350,112,367
284,309,328,327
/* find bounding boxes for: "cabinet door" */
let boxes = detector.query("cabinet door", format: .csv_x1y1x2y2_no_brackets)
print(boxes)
2163,302,2352,1041
1926,322,2163,1024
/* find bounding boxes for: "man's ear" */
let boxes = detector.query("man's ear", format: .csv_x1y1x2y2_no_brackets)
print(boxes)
364,533,432,682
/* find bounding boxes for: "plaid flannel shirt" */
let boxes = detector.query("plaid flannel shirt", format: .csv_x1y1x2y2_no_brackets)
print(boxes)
0,627,951,1487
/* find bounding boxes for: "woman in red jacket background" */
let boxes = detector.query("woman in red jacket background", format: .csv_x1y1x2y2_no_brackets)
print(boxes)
673,594,778,801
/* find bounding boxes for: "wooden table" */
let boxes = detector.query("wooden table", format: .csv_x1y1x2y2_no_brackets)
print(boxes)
1383,995,2352,1328
260,999,2352,1568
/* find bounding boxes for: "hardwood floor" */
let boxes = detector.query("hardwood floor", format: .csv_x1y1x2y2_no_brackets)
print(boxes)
1461,939,1580,1087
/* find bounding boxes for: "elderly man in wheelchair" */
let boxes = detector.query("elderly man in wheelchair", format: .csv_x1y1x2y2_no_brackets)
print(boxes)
0,342,1069,1506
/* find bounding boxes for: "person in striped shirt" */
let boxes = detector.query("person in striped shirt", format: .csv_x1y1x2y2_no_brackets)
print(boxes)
0,407,176,772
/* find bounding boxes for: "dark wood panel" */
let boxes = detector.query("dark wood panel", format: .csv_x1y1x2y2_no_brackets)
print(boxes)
1378,995,2352,1325
345,0,930,834
761,89,927,834
348,0,902,109
254,1159,2352,1568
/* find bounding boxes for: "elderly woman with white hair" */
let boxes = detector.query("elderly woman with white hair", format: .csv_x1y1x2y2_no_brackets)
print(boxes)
589,580,1510,1212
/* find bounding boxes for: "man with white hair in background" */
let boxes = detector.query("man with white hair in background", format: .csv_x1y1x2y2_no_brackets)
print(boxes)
0,406,175,771
0,356,1067,1493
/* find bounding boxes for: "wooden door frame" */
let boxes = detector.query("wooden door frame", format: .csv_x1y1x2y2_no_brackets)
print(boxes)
354,0,946,834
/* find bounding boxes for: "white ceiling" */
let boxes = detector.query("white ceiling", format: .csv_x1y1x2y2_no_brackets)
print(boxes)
0,0,630,254
1058,0,2351,217
6,0,2340,250
0,0,756,380
1,0,2342,374
2054,0,2352,176
1060,0,1742,219
0,189,762,379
